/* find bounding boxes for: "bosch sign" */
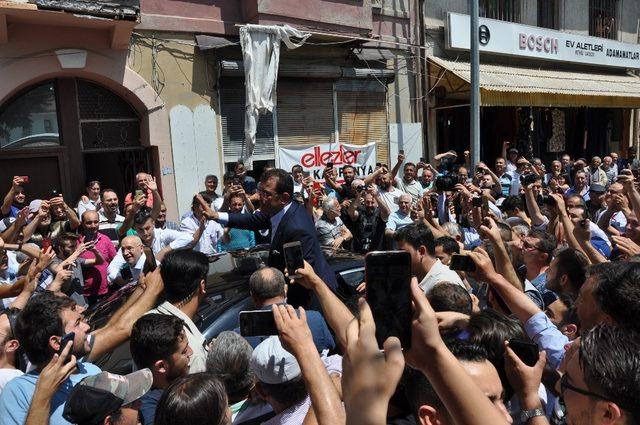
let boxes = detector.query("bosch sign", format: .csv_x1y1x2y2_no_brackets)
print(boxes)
519,33,558,55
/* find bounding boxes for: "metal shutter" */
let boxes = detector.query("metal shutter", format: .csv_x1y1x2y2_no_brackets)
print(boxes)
336,80,389,164
219,78,275,162
276,80,336,147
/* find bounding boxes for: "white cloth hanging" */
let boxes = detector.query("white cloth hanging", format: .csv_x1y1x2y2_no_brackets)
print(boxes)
239,24,311,168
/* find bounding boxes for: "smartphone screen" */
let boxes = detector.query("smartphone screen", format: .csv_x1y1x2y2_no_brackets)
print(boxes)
283,242,304,278
120,265,133,281
449,254,477,272
239,310,278,337
508,338,539,367
481,195,490,218
365,251,412,349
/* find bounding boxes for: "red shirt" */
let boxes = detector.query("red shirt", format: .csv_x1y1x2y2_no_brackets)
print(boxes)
79,232,117,296
124,190,155,208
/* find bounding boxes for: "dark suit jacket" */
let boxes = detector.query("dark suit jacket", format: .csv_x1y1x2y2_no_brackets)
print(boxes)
227,202,337,308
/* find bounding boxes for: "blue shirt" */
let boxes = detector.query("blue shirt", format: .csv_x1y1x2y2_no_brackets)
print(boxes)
524,312,569,370
0,361,101,425
139,388,164,425
220,228,255,251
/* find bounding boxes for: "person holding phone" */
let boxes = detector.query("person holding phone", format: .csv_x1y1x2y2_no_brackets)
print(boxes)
78,210,117,306
200,169,337,308
1,176,27,220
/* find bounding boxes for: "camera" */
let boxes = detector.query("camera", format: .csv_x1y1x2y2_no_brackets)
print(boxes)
435,173,458,191
356,185,366,192
520,173,539,186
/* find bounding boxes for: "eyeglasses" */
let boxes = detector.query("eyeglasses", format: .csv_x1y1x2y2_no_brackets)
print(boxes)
560,373,617,406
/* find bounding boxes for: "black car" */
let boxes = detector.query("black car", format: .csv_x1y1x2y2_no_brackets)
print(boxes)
85,246,364,373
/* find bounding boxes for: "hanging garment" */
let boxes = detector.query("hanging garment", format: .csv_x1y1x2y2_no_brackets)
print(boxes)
239,24,311,168
549,109,566,153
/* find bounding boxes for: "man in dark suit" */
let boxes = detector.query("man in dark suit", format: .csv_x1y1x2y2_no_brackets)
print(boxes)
199,168,337,308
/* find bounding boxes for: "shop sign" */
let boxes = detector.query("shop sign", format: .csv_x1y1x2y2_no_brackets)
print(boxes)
278,142,377,182
446,13,640,69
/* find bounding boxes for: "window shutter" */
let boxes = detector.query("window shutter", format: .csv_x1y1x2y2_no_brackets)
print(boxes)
336,80,389,164
276,80,336,147
220,78,274,162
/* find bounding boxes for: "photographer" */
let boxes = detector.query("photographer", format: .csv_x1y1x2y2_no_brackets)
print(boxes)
347,184,388,253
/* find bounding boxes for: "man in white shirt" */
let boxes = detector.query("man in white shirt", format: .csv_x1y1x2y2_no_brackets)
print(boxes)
107,235,147,286
390,153,424,203
375,171,405,215
180,195,224,255
385,194,414,240
394,222,463,294
132,209,193,262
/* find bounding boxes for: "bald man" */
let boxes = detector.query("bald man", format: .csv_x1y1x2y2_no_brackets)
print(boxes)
241,267,335,352
124,172,155,208
80,210,117,305
107,235,147,286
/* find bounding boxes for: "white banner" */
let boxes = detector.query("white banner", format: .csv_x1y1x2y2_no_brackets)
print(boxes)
447,12,640,69
278,142,377,182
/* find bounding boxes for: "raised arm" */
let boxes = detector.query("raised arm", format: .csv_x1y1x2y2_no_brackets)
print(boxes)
524,183,546,227
274,305,345,425
1,177,22,216
479,218,524,291
390,152,405,181
87,268,164,362
143,177,162,221
291,261,354,352
405,278,511,425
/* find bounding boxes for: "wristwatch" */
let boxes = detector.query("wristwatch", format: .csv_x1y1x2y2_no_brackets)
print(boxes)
520,408,545,423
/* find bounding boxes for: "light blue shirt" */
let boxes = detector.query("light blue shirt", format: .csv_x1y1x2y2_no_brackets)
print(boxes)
386,211,413,231
0,361,102,425
524,311,569,370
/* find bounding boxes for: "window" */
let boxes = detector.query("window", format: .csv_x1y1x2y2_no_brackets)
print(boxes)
480,0,522,23
538,0,559,29
589,0,619,40
0,82,60,149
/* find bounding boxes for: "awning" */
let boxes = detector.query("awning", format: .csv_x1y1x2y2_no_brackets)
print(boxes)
195,35,238,50
428,56,640,108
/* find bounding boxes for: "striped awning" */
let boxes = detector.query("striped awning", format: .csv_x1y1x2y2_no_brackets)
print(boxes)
428,56,640,108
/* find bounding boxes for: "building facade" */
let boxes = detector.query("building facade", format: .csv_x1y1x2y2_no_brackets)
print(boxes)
424,0,640,164
0,0,424,219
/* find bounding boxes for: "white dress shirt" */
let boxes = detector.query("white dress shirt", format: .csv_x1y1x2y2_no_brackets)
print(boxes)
218,203,293,242
107,252,147,283
180,212,225,255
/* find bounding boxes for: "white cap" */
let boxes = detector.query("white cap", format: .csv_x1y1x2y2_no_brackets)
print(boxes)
250,336,301,385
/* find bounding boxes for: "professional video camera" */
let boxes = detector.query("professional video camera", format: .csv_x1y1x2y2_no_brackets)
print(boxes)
435,155,458,191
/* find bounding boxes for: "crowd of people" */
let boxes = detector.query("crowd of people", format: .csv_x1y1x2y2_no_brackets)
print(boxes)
0,140,639,425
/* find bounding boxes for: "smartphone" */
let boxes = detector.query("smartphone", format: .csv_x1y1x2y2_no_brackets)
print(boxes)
41,238,52,251
120,265,133,281
239,310,278,337
449,254,477,272
51,189,59,197
508,338,539,367
420,157,426,163
399,149,405,155
365,251,412,349
283,241,304,278
57,332,75,359
135,189,144,199
84,232,96,243
472,196,482,208
20,176,29,183
481,194,490,218
326,162,334,169
142,247,157,274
